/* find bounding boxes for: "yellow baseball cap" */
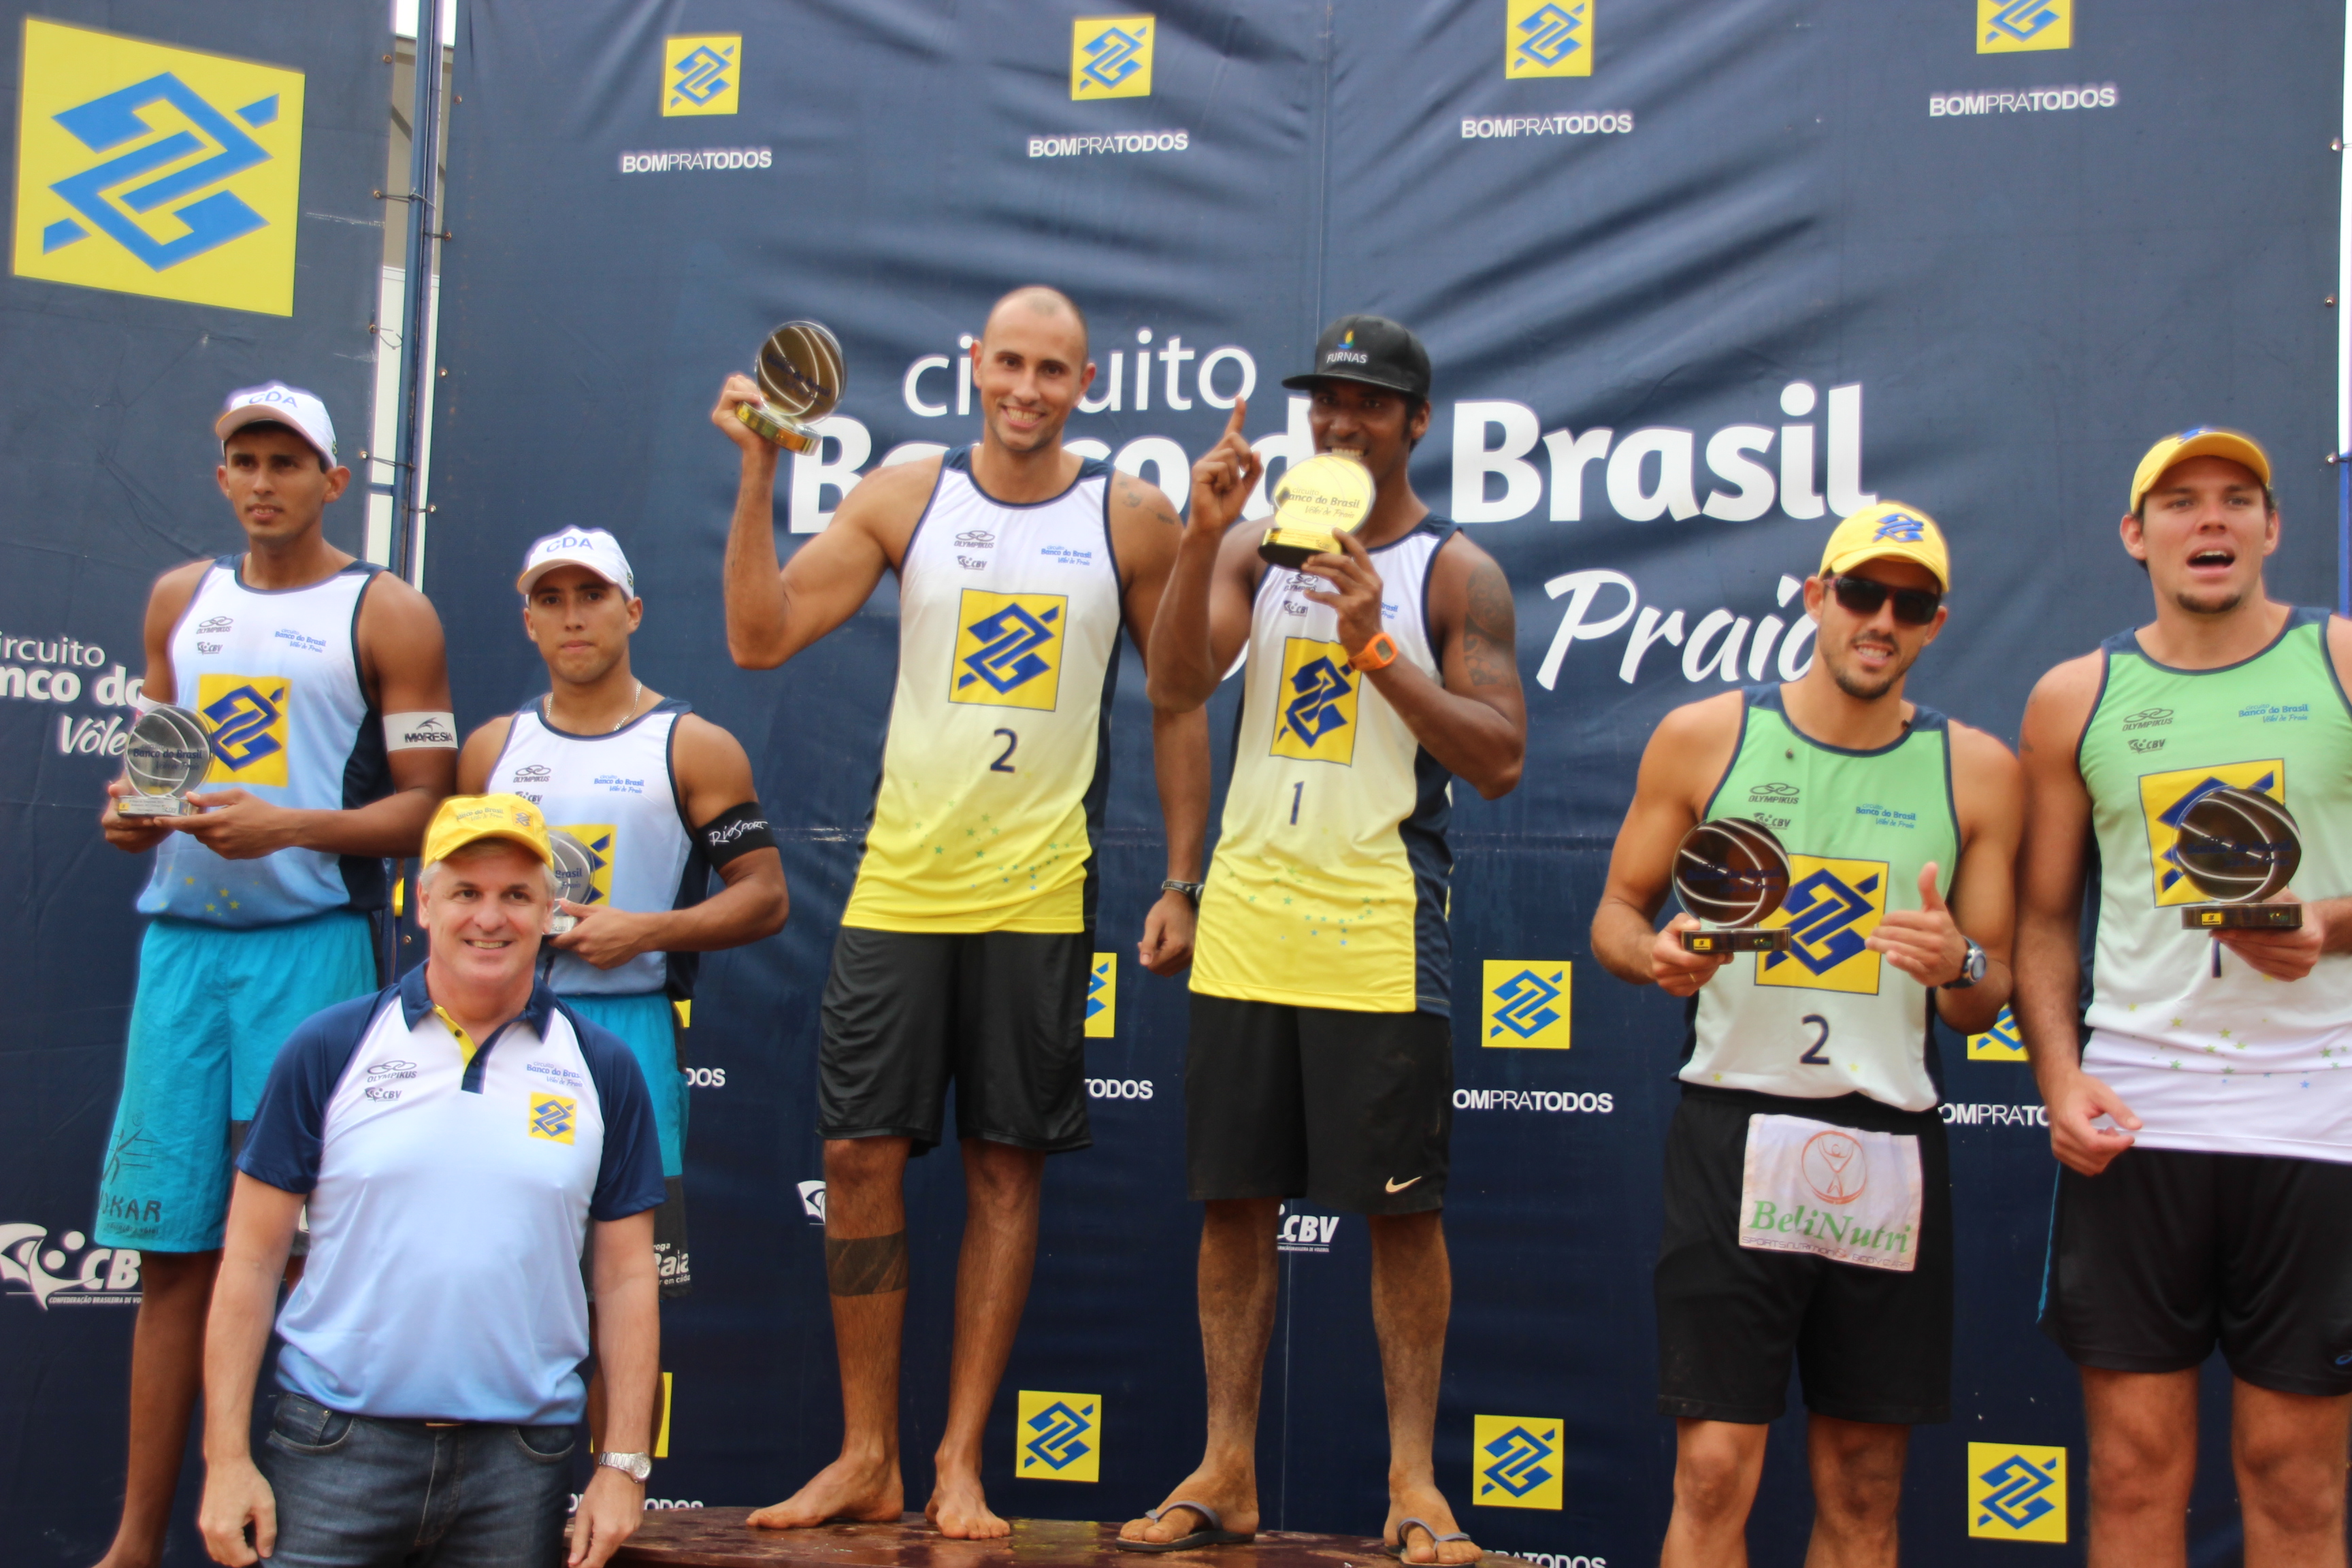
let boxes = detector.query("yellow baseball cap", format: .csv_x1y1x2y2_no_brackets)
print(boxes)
2129,427,2272,513
1818,501,1950,591
422,793,553,868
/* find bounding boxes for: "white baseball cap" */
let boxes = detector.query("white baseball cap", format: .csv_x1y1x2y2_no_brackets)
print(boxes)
214,382,338,465
517,527,637,596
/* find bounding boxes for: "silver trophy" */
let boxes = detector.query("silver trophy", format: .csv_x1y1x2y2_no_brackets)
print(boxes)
1673,818,1794,954
546,828,596,934
2176,786,2303,930
116,705,214,817
734,319,845,453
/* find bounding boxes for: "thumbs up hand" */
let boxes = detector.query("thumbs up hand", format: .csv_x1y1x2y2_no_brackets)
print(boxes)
1865,861,1970,986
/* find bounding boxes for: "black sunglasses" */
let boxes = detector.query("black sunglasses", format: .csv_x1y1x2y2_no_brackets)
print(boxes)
1827,574,1942,627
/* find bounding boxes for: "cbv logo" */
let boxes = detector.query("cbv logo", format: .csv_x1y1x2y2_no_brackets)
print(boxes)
0,1224,142,1309
1022,1399,1094,1471
1277,1203,1340,1253
1284,657,1352,747
1488,968,1565,1040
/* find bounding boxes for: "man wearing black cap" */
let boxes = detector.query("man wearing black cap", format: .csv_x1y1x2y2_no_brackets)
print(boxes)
1119,318,1526,1564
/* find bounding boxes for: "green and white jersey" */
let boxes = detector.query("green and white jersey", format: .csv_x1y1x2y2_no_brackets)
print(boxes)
2077,608,2352,1161
1683,685,1959,1113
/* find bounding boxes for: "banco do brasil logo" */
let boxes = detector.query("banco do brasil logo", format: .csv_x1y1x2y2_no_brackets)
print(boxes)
1967,1442,2066,1541
1272,638,1360,764
1071,16,1154,100
14,19,305,314
1759,855,1887,995
1482,961,1572,1049
951,590,1066,712
2138,762,2284,906
197,674,290,787
1506,1,1592,78
1085,953,1116,1040
663,35,740,117
1872,512,1927,542
1016,1389,1101,1482
1473,1414,1564,1509
1977,0,2070,54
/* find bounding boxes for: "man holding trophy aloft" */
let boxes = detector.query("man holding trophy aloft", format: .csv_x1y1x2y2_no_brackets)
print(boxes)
1590,504,2021,1568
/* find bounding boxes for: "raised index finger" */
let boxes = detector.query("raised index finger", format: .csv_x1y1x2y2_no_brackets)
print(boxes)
1221,398,1247,446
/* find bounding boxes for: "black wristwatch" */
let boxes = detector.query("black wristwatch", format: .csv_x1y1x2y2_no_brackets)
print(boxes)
1945,936,1988,990
1161,879,1205,906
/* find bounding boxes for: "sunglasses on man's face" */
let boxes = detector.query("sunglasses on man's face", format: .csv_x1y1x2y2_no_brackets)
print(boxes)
1827,574,1942,627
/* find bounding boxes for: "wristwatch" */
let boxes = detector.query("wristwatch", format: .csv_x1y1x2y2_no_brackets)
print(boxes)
596,1452,652,1484
1945,937,1987,990
1349,631,1401,672
1160,879,1205,905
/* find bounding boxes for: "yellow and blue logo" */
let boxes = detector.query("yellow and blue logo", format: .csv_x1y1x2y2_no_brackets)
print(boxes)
553,823,617,908
1872,512,1929,542
1482,961,1571,1049
1085,952,1116,1039
1017,1390,1100,1482
654,1372,672,1458
663,35,740,116
1071,16,1154,99
528,1094,577,1145
952,590,1067,712
13,19,306,314
1506,1,1592,78
1473,1414,1563,1509
1967,1442,2066,1541
1759,855,1889,995
1271,637,1360,765
1977,0,2070,53
196,673,290,787
1967,1005,2027,1062
2138,761,2286,907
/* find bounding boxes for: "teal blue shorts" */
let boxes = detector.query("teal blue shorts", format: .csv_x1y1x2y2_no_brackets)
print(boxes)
95,912,377,1253
561,992,687,1179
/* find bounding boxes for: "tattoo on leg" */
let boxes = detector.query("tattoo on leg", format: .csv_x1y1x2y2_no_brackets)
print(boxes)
826,1230,909,1296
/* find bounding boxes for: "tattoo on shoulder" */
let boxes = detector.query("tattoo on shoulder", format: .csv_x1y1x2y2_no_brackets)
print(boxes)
1461,558,1517,687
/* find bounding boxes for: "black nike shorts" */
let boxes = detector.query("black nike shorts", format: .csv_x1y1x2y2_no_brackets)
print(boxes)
817,926,1092,1156
1184,993,1451,1215
2040,1145,2352,1397
1655,1083,1953,1426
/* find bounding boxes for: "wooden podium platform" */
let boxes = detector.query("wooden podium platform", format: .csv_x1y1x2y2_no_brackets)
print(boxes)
614,1513,1526,1568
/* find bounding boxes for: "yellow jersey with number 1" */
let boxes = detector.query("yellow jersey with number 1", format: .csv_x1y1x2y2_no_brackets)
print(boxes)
840,446,1125,934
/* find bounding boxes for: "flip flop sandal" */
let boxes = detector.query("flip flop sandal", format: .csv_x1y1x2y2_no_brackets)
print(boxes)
1378,1518,1482,1565
1113,1501,1256,1553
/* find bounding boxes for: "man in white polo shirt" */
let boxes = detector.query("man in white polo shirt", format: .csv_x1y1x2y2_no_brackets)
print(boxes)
193,795,666,1568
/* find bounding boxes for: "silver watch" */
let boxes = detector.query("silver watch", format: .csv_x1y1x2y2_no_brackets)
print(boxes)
1945,937,1987,990
595,1451,652,1483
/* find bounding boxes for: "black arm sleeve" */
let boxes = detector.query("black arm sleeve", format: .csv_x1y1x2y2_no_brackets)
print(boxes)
696,800,777,867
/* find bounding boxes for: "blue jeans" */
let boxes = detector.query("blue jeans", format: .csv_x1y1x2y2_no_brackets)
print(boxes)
259,1393,574,1567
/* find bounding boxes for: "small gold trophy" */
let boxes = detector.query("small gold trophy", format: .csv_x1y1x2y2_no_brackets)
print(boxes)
2174,786,2303,930
734,320,845,453
1674,819,1795,954
1257,451,1375,568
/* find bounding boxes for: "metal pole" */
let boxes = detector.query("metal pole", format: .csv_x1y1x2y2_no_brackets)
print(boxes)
389,0,449,589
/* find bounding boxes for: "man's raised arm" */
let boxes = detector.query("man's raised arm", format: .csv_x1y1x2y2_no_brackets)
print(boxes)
1146,403,1261,712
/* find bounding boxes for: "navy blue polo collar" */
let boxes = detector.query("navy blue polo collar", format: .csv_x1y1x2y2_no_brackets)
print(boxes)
397,964,559,1092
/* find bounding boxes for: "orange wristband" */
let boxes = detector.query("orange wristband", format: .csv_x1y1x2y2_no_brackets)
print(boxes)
1350,631,1400,672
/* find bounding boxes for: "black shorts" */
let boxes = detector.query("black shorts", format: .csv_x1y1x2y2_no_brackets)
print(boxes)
817,926,1092,1156
2040,1145,2352,1397
1184,993,1451,1215
1656,1084,1953,1426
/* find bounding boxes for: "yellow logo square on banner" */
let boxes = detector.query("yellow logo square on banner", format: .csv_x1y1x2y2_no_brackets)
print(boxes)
1977,0,2070,52
1757,855,1889,994
1967,1004,2027,1062
1271,637,1360,765
1071,16,1154,99
1506,1,1592,78
14,18,305,314
1967,1442,2066,1541
951,590,1067,711
664,35,740,116
1016,1390,1100,1481
195,673,290,786
1085,953,1116,1039
654,1371,672,1458
552,823,617,908
2138,760,2286,908
1473,1415,1563,1509
528,1095,577,1144
1482,961,1571,1049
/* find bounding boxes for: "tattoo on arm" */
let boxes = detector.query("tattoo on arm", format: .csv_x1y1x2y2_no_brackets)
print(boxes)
824,1230,909,1296
1461,559,1517,688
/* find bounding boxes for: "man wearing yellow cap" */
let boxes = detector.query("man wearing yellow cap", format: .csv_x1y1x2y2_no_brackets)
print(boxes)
2015,430,2352,1564
1592,503,2022,1567
195,796,666,1568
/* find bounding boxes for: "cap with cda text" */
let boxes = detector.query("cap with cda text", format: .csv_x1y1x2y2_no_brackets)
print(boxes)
1819,501,1951,592
214,382,338,465
2129,427,2272,513
1281,314,1432,401
516,527,636,596
423,794,553,868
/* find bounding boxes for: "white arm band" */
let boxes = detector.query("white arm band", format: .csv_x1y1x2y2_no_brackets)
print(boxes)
385,711,459,751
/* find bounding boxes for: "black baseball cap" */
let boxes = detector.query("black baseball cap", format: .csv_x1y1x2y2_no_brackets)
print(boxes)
1281,314,1432,400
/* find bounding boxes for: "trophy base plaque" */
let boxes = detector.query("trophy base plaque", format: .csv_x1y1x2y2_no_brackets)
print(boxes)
1682,928,1790,954
737,400,824,454
2183,902,2303,930
117,796,192,818
1258,527,1338,569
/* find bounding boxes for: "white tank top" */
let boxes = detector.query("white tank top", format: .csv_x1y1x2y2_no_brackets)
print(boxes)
842,446,1126,934
483,699,704,997
141,558,385,926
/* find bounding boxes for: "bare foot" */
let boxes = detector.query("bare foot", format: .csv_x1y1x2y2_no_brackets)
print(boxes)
748,1452,904,1530
925,1467,1009,1539
1117,1469,1260,1545
1384,1489,1480,1566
